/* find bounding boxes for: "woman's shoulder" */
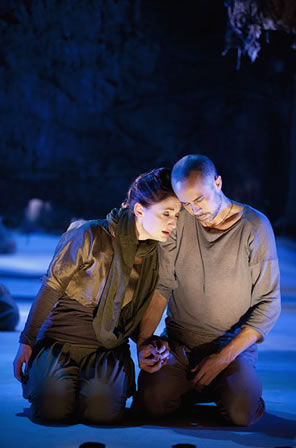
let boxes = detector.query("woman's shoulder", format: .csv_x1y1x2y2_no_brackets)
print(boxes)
57,219,112,252
66,218,110,236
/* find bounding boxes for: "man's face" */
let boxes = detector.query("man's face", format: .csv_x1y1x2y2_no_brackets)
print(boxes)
173,172,222,224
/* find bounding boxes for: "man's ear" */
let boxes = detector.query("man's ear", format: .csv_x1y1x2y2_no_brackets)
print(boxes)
134,202,144,218
214,175,222,191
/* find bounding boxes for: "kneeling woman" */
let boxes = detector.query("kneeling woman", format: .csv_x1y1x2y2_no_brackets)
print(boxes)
13,168,180,424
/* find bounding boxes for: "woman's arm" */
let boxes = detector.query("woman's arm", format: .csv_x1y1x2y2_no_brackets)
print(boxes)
13,223,94,381
137,290,169,373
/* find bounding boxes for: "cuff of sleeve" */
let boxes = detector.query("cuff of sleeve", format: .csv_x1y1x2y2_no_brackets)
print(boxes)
241,324,265,343
19,332,36,347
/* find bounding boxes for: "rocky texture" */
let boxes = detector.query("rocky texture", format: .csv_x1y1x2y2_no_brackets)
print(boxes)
224,0,296,66
0,0,295,234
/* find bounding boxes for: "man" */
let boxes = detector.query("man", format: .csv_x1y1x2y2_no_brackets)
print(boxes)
136,154,281,426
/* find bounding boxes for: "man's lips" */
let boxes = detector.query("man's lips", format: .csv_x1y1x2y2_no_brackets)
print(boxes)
196,214,209,221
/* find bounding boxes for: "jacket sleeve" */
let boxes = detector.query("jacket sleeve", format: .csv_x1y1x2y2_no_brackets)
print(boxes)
19,224,94,346
44,224,93,294
242,213,281,341
156,227,179,301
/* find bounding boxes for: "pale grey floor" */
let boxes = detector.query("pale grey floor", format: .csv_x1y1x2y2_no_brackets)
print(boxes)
0,233,295,448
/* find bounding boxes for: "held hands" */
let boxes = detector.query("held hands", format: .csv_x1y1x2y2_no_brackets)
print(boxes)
138,336,169,373
13,343,32,382
191,352,231,387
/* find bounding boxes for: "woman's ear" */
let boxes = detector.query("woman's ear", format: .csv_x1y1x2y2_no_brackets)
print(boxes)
134,202,144,218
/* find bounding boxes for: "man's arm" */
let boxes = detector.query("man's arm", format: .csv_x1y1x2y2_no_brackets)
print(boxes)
192,212,281,387
137,290,169,373
242,213,281,339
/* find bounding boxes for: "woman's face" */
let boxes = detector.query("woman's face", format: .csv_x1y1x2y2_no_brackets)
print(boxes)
135,196,181,242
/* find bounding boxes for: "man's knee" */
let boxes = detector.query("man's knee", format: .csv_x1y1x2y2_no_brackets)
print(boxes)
136,371,181,418
219,395,265,426
215,357,264,426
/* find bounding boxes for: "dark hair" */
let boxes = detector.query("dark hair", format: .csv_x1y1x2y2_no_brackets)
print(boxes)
122,167,176,212
172,154,218,185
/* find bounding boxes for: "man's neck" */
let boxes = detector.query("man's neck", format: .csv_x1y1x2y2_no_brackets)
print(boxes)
201,198,243,231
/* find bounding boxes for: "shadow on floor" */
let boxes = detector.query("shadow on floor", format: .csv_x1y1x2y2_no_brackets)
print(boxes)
17,404,296,442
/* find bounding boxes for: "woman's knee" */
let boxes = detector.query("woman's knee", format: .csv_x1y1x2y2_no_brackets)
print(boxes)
80,380,126,424
29,378,76,422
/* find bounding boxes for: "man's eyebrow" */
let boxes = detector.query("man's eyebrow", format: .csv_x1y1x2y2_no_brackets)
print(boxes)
181,195,203,204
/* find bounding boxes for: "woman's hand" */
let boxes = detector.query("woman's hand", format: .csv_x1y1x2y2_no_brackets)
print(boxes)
13,343,32,382
137,336,169,373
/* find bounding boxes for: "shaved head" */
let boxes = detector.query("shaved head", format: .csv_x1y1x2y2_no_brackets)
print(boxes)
172,155,218,187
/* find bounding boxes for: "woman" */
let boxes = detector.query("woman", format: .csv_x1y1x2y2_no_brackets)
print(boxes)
13,167,180,424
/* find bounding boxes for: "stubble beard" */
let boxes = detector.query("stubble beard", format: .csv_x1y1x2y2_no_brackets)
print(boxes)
206,193,223,223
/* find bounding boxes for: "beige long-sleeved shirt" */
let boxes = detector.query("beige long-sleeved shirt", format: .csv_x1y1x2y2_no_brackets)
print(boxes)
157,204,281,349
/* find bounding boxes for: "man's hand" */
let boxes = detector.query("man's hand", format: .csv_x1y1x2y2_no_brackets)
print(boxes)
13,343,32,382
138,336,169,373
191,327,262,387
191,352,231,387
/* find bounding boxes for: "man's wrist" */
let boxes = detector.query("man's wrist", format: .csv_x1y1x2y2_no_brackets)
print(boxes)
218,346,236,364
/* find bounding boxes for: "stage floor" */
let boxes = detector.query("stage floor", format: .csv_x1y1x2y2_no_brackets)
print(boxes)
0,233,295,448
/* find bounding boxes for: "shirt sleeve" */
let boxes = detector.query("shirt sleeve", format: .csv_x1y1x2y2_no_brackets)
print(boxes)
242,213,281,341
19,224,94,346
156,227,178,301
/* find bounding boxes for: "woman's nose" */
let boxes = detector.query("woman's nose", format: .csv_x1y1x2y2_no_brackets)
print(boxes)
169,216,178,228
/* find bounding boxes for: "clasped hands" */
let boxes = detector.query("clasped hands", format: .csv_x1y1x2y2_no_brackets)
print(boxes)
137,336,169,373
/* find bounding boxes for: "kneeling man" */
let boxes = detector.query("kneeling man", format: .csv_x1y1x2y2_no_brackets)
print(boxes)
136,154,281,426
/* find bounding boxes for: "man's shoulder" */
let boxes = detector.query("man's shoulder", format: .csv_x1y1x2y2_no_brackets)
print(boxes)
242,204,272,229
241,204,276,245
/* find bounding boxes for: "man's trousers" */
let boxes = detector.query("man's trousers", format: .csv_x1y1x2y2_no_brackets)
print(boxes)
135,340,264,426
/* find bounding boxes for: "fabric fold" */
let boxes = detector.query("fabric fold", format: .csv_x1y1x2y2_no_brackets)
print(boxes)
92,207,159,348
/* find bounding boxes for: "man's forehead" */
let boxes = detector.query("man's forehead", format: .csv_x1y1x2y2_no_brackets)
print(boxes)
174,172,208,189
174,176,210,201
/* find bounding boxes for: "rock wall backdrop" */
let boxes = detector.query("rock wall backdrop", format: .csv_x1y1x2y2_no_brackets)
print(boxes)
0,0,295,234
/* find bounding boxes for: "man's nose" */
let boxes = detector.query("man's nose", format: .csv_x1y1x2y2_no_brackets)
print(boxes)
190,204,201,215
